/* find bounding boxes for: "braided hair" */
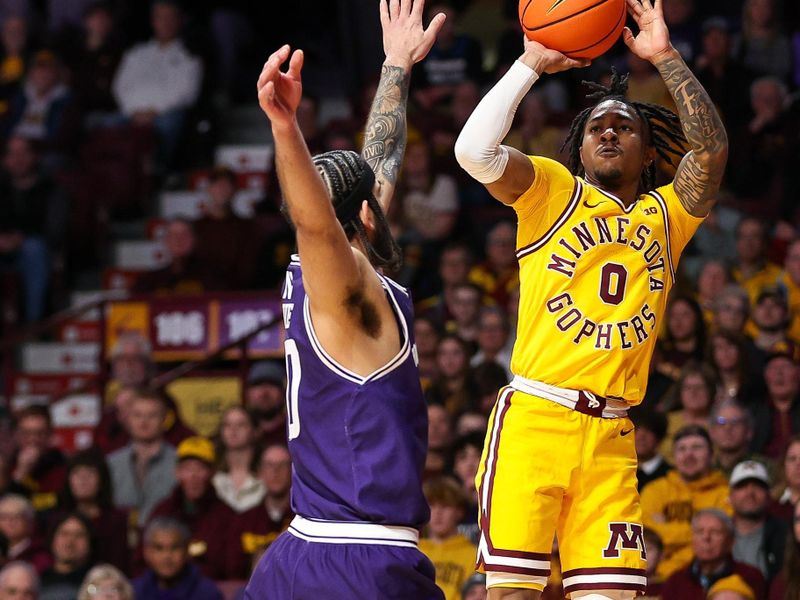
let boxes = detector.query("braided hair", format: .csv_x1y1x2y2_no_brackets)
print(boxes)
283,149,402,272
560,68,687,193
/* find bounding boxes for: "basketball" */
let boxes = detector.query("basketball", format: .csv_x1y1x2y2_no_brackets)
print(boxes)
519,0,627,60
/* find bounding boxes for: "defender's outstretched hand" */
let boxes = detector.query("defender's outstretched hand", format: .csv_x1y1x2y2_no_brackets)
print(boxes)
257,45,304,130
521,36,590,73
380,0,446,68
623,0,672,62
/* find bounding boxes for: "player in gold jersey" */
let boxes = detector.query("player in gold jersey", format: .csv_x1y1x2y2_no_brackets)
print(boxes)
454,0,728,598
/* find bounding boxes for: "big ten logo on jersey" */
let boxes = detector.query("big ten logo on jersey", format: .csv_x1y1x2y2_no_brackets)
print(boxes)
603,522,646,560
282,272,294,328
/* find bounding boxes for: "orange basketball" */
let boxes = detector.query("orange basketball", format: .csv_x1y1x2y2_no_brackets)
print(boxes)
519,0,627,60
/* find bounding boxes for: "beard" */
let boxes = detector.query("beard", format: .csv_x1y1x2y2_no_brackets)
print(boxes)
592,165,624,188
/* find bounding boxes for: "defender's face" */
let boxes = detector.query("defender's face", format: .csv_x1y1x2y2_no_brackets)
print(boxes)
579,100,653,189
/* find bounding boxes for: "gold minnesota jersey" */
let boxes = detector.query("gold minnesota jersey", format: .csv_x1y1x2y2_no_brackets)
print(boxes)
510,156,704,404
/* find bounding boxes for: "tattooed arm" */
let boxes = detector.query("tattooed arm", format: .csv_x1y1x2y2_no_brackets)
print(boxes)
362,0,445,213
654,49,728,216
623,0,728,217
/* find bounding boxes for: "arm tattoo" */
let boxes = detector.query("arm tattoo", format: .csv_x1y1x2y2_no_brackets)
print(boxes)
362,65,410,188
655,51,728,216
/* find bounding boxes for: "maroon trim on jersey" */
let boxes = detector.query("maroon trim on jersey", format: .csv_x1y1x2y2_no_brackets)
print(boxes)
647,190,676,284
562,567,647,577
476,388,552,578
516,178,583,260
564,582,647,593
562,567,648,594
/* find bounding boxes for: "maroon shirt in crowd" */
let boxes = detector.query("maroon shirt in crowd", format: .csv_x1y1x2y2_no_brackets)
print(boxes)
662,558,766,600
145,486,240,580
231,502,293,579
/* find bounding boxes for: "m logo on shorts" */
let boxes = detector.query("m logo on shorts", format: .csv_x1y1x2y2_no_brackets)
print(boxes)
602,522,646,560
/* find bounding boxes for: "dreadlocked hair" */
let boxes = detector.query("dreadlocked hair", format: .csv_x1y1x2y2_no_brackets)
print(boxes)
282,150,402,273
559,68,687,193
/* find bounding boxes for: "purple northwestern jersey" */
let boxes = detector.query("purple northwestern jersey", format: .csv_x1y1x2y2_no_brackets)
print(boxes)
281,256,429,528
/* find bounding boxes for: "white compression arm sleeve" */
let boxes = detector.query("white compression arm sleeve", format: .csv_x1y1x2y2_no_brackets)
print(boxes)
454,60,540,184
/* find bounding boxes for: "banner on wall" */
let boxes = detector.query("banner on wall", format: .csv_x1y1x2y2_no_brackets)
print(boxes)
104,293,282,362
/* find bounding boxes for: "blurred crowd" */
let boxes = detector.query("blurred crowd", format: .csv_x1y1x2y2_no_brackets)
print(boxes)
1,0,800,599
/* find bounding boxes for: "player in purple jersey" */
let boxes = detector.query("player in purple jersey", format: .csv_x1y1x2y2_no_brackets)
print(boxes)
249,1,446,599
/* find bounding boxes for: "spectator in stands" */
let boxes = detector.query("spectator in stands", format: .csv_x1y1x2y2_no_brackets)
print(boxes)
472,361,509,416
461,572,486,600
770,500,800,598
707,574,757,600
713,285,752,336
64,1,123,128
51,449,128,574
502,93,565,161
212,406,264,514
134,517,222,600
663,0,701,63
77,564,133,600
697,259,732,327
751,287,795,359
0,561,39,599
695,17,753,128
108,333,152,390
469,222,518,308
426,404,452,478
417,242,474,328
775,436,800,522
111,0,202,172
733,0,791,81
661,509,766,599
470,306,511,377
412,3,483,110
94,386,137,455
708,331,764,405
751,353,800,459
710,401,764,479
641,425,731,580
7,406,65,512
0,494,49,574
630,408,671,491
233,444,293,579
655,296,707,382
149,436,236,580
426,335,477,416
419,476,477,600
780,239,800,343
133,218,229,294
194,166,260,289
40,513,95,600
242,361,286,448
660,362,718,460
414,316,442,386
643,529,665,597
732,218,782,306
451,432,482,530
0,135,67,323
0,16,29,115
107,390,176,526
729,461,787,582
396,138,459,245
728,80,793,217
444,283,482,343
2,50,80,164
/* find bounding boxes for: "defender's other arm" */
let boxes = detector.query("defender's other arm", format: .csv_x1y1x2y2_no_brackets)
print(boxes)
362,0,445,213
257,46,366,304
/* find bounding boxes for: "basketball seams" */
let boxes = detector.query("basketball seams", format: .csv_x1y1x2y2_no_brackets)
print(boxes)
562,0,626,55
521,0,614,33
